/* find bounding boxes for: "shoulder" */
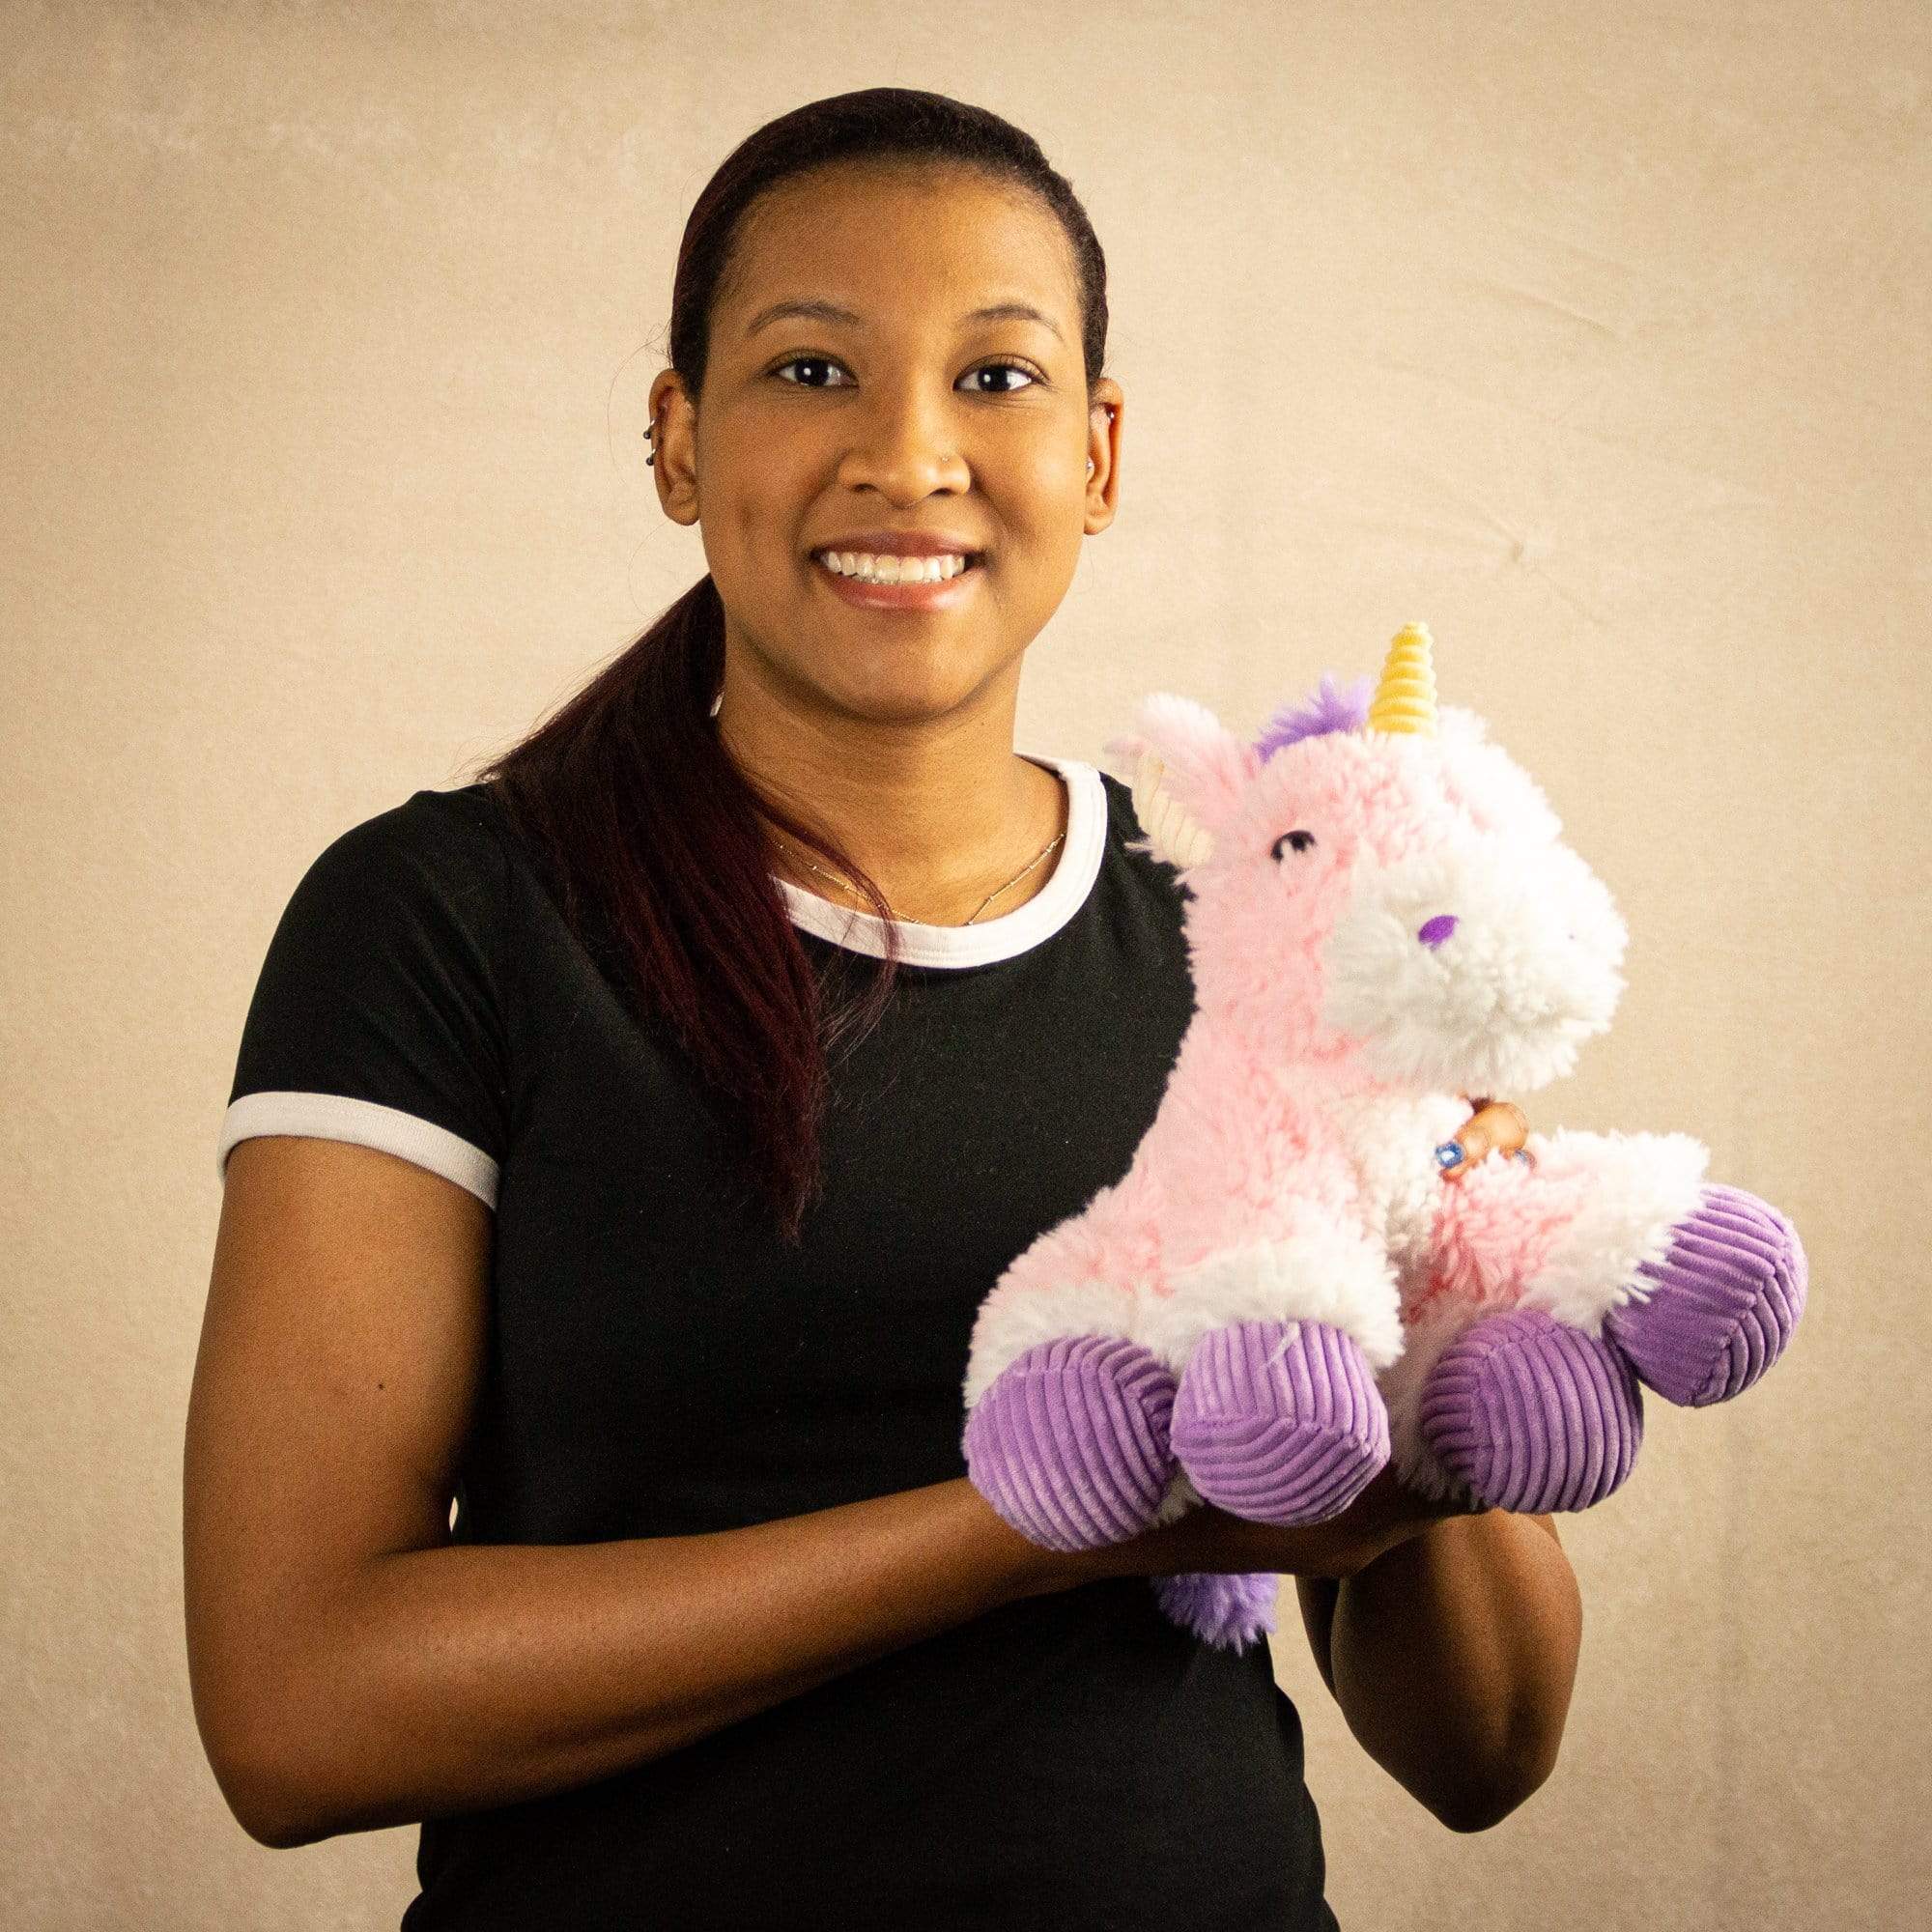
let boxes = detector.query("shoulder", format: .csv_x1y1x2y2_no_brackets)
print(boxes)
306,782,512,909
1095,767,1186,910
257,783,517,996
361,781,507,866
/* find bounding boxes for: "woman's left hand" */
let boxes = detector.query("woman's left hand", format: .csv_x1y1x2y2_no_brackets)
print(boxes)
1437,1097,1534,1182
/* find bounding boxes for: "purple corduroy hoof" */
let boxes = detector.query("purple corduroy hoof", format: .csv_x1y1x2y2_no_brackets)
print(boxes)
1420,1307,1643,1513
962,1334,1178,1553
1151,1569,1280,1653
1170,1319,1389,1528
1603,1184,1808,1407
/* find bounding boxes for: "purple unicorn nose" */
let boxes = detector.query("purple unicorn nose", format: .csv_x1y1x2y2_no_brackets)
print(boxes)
1417,913,1459,949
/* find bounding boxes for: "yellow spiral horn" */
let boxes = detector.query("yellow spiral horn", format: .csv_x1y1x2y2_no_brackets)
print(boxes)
1366,620,1438,736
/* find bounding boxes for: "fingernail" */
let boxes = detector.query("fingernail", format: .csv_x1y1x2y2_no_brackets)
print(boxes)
1435,1141,1464,1170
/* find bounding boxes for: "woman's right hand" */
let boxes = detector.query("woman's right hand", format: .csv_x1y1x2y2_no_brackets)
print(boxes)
1065,1460,1493,1587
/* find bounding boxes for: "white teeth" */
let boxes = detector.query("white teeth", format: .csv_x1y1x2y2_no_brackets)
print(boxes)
816,551,972,583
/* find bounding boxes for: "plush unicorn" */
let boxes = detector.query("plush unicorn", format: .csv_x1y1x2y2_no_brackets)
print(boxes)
961,622,1807,1653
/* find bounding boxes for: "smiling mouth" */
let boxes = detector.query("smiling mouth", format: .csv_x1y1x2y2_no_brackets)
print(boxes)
809,550,985,582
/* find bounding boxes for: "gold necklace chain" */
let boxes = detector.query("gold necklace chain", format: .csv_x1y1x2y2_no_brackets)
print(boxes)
777,824,1065,926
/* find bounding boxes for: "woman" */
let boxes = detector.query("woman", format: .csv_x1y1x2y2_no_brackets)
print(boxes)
186,87,1581,1929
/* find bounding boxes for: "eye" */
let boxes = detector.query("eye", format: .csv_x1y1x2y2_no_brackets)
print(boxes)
769,355,1042,393
1271,830,1317,860
960,360,1041,394
771,355,851,388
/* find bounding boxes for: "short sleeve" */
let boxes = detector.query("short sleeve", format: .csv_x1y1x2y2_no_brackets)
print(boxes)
216,789,512,1210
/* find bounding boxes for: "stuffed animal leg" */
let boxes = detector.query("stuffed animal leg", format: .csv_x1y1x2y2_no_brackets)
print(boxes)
962,1158,1183,1553
1383,1125,1808,1513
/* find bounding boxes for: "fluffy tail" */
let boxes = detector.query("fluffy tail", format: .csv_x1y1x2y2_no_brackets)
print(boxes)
1150,1570,1280,1652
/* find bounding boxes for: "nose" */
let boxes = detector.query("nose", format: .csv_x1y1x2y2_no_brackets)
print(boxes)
838,385,970,494
1417,913,1458,949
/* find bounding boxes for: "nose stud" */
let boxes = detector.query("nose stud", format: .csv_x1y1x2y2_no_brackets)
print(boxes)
1418,913,1458,949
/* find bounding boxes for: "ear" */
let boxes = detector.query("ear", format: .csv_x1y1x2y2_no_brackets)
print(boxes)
1100,692,1258,870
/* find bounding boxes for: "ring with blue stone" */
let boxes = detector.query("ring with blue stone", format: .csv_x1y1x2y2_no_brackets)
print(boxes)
1435,1141,1464,1170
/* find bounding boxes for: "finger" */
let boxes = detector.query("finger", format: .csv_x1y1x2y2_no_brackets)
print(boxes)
1435,1117,1491,1179
1437,1102,1528,1180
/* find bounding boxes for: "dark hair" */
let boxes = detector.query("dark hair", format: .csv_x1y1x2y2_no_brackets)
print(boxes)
471,88,1112,1245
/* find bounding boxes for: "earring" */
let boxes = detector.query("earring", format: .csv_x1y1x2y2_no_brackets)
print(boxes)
643,420,658,468
1087,458,1094,473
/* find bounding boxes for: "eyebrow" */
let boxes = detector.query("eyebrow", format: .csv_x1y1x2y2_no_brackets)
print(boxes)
742,298,1065,345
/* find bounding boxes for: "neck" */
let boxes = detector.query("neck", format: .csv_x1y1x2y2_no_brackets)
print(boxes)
1183,956,1384,1100
715,696,1067,927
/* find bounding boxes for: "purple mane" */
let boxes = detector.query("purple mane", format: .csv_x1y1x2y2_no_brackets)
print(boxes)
1252,670,1374,762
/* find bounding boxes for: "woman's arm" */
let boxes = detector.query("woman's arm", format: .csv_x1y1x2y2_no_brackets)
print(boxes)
190,1140,1084,1853
1293,1510,1582,1833
231,1478,1068,1849
1291,1094,1580,1832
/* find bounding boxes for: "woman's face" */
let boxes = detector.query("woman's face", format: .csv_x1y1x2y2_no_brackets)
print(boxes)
651,162,1122,734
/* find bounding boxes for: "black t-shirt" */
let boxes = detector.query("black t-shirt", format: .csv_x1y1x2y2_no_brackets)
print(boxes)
218,753,1339,1932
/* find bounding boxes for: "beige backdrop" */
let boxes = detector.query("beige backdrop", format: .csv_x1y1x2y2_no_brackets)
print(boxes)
5,2,1926,1926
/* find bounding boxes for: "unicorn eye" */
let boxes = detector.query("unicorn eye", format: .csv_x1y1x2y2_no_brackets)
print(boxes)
1271,830,1317,860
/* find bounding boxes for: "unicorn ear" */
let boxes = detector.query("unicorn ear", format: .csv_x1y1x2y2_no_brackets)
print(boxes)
1100,692,1256,870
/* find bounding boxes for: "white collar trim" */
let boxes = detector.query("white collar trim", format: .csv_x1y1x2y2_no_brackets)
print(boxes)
773,755,1105,968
